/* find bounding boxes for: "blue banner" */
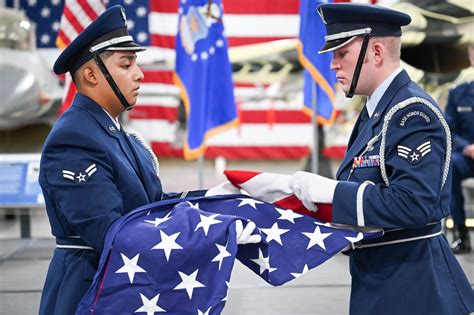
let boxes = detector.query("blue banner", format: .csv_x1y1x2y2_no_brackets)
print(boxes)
174,0,238,159
298,0,337,125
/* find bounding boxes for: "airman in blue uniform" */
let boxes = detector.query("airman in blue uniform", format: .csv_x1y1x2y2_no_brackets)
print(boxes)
38,6,205,314
290,3,474,314
445,44,474,253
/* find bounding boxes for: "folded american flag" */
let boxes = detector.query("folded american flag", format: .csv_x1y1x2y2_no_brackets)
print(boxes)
224,169,333,222
77,196,382,314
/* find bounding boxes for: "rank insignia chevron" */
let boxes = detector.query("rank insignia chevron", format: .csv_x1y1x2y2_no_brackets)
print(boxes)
397,141,431,165
62,163,97,183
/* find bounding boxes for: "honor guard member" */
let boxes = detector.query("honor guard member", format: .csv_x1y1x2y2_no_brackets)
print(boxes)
38,6,206,314
289,3,474,314
445,43,474,254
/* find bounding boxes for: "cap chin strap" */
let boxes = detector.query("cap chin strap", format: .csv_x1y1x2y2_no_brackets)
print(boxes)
90,50,133,111
346,33,371,98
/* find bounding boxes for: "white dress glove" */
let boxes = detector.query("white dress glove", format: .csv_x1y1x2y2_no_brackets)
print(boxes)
289,171,339,211
235,220,261,244
205,181,242,196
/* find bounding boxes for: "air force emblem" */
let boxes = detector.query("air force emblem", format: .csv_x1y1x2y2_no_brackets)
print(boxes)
397,141,431,164
62,163,97,183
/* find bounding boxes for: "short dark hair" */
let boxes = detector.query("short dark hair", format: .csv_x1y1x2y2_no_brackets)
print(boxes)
72,50,115,86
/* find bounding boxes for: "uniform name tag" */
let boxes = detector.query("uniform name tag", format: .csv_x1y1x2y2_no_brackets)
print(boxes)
457,106,472,113
353,155,380,168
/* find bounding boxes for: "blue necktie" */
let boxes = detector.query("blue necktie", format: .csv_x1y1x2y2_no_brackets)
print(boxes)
357,106,369,135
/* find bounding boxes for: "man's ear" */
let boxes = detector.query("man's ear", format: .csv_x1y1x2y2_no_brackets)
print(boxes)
372,42,384,65
82,66,99,85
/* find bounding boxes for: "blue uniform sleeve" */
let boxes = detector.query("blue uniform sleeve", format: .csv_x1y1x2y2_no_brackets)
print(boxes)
40,128,122,251
445,87,469,152
333,103,449,229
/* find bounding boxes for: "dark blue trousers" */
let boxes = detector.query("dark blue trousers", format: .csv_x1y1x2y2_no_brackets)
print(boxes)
450,152,474,225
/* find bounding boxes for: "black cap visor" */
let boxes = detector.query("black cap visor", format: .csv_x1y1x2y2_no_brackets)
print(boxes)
319,36,358,54
105,41,146,52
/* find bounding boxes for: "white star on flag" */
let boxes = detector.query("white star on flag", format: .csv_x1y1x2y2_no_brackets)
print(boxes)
115,253,146,284
211,243,231,270
40,7,50,18
251,248,277,275
195,213,222,236
136,6,147,17
40,34,50,44
198,308,211,315
174,269,205,299
151,231,183,261
137,32,148,43
127,19,135,30
303,226,332,250
186,201,201,210
275,208,303,223
52,21,60,31
290,264,309,278
237,198,264,209
144,212,171,227
134,293,165,314
345,232,364,243
260,222,290,245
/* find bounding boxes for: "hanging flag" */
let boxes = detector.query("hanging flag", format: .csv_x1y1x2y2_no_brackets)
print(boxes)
76,195,382,314
173,0,238,160
297,0,337,125
55,0,106,114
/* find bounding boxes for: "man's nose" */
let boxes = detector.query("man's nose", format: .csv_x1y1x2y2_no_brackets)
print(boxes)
330,58,339,70
135,66,144,81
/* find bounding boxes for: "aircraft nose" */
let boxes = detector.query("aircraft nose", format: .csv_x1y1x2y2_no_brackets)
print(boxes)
0,64,41,118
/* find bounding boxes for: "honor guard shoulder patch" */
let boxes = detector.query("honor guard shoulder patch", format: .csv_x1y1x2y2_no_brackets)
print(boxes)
62,163,97,183
398,110,431,128
397,141,431,164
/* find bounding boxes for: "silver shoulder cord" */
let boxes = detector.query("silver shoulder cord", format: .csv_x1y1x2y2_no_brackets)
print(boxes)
378,97,451,188
128,132,160,177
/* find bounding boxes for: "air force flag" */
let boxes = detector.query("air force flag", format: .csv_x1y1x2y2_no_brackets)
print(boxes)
173,0,238,160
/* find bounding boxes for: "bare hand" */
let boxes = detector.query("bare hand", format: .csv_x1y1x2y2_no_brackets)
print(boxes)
463,144,474,160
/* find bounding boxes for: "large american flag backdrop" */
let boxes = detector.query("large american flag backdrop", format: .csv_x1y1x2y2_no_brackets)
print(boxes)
6,0,368,159
76,195,382,314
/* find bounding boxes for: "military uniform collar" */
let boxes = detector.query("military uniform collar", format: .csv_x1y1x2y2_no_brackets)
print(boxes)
366,67,403,117
71,93,122,136
101,108,121,130
336,69,412,179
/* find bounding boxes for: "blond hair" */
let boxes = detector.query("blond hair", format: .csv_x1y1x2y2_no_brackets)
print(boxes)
371,36,401,61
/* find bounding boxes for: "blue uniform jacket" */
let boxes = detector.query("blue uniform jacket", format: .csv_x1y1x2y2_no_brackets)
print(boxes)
38,94,204,315
333,71,474,314
445,81,474,153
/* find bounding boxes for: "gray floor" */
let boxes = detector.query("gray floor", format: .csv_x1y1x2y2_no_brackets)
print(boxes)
0,159,473,315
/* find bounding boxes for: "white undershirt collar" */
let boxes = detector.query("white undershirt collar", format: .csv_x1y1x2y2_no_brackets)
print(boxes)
366,67,403,117
102,108,121,130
